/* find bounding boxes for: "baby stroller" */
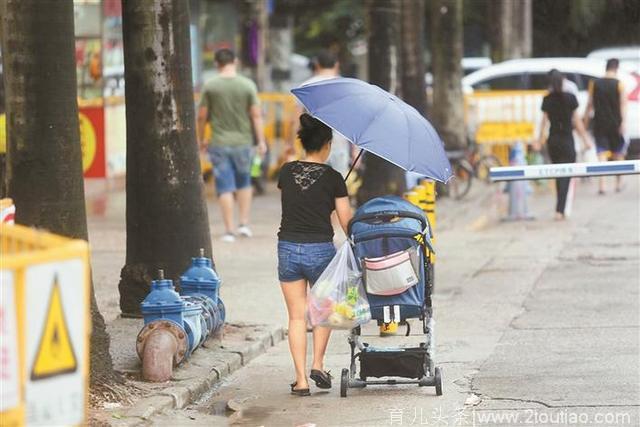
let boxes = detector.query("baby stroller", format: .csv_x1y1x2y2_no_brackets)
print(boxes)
340,195,442,397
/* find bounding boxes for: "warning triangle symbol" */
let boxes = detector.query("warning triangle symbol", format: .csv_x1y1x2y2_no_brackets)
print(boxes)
30,277,78,381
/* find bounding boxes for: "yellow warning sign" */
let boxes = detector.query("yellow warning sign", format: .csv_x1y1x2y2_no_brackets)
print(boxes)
475,121,535,143
79,112,97,173
30,278,78,380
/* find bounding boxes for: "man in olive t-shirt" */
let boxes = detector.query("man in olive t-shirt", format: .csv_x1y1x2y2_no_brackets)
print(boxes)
198,49,266,242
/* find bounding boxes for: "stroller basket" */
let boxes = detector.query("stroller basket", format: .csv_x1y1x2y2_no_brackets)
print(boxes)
360,347,427,379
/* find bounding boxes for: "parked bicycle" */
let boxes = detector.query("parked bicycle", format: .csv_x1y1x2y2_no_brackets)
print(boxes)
446,150,474,200
468,140,503,183
446,141,503,200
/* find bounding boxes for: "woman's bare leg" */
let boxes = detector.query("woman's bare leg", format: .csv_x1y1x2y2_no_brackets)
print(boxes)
613,153,625,191
311,326,332,371
281,279,309,389
597,152,609,193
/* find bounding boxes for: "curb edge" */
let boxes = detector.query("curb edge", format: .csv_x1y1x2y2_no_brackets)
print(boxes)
117,325,285,425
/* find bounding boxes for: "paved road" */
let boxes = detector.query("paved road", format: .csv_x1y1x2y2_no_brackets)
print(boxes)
135,178,640,426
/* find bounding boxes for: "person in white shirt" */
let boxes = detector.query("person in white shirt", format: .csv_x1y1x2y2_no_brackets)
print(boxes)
292,50,352,177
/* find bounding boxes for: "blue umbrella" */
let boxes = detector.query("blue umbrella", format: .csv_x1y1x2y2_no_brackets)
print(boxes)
291,77,453,183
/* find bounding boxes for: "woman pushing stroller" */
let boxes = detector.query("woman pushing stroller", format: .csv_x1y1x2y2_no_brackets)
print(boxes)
277,113,353,396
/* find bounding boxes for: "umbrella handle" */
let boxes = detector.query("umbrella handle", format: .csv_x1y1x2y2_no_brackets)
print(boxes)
344,148,365,182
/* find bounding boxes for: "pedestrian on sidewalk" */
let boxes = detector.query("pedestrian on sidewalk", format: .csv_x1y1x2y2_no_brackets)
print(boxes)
197,48,267,242
535,69,592,220
291,50,353,177
277,113,353,396
583,58,628,194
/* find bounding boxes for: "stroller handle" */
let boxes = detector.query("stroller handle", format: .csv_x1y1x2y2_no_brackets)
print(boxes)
348,210,429,236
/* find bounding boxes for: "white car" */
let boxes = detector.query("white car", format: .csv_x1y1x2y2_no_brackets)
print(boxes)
587,46,640,74
462,58,640,157
425,56,492,86
461,57,492,76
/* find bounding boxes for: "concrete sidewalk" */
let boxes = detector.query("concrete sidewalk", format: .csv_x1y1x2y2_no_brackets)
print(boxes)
86,178,501,422
86,176,639,425
86,179,502,327
141,177,639,426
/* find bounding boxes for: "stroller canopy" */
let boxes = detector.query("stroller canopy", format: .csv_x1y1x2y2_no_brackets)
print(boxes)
350,196,431,245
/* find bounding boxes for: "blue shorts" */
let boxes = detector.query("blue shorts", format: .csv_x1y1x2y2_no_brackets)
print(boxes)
594,129,626,157
277,241,336,285
208,145,253,195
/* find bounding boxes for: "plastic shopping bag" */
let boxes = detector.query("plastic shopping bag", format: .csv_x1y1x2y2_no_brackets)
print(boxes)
307,242,371,330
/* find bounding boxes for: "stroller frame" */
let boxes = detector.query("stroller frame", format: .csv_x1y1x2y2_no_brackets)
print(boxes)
340,209,442,397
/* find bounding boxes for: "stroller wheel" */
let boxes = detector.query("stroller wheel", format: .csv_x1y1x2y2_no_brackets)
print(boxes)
435,367,443,396
340,368,349,398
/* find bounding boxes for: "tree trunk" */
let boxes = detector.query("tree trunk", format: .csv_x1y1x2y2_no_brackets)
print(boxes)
119,0,212,316
242,0,269,90
357,0,406,206
430,0,466,151
489,0,532,62
400,0,427,115
269,14,294,93
255,0,269,90
488,0,511,63
520,0,533,59
1,0,117,385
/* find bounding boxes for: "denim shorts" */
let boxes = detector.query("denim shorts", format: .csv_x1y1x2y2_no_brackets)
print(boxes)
594,129,626,156
277,241,336,285
208,145,253,195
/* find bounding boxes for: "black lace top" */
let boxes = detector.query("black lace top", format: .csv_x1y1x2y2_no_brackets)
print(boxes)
277,161,348,243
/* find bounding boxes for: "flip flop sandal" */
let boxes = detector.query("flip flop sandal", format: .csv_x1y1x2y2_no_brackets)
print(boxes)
310,370,332,389
290,382,311,396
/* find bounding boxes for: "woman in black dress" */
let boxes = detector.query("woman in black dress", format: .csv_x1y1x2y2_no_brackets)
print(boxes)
535,69,593,220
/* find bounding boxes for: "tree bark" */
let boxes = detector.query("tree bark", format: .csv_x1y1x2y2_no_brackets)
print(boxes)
520,0,533,59
242,0,269,90
357,0,406,206
430,0,466,151
1,0,117,385
400,0,427,116
119,0,212,316
488,0,511,63
255,0,269,91
489,0,532,62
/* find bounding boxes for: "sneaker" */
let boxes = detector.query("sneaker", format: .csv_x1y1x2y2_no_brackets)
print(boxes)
237,225,253,238
220,233,236,243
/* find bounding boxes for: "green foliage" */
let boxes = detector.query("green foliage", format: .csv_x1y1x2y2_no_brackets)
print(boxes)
568,0,607,36
533,0,640,56
290,0,365,56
